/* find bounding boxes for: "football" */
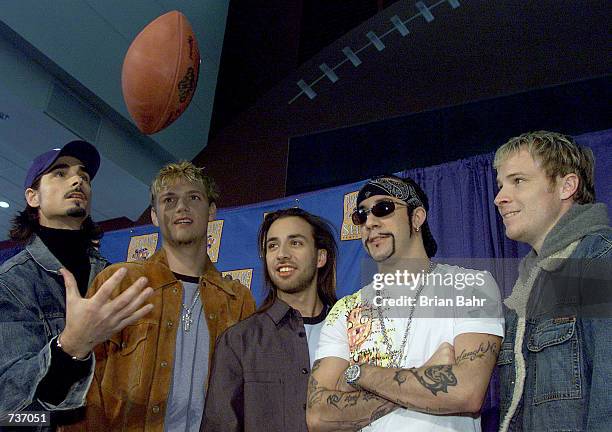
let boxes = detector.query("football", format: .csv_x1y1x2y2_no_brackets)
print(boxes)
121,10,200,135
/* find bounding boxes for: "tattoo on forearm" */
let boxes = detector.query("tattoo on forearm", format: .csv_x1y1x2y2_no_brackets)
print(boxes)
327,393,342,409
455,341,499,364
307,359,398,429
362,391,377,402
393,369,407,387
370,402,395,422
409,365,458,396
308,380,325,408
343,392,360,407
307,360,324,409
327,390,384,410
390,398,448,414
313,400,396,431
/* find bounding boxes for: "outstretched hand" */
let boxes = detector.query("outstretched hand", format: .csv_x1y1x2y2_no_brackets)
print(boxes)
58,267,154,358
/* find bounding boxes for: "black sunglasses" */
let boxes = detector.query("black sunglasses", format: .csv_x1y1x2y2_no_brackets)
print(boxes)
351,200,408,225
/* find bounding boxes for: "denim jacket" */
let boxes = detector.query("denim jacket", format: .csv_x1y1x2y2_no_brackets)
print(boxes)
498,227,612,432
0,235,108,429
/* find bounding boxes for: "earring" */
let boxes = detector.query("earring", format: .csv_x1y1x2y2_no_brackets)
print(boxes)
415,226,420,232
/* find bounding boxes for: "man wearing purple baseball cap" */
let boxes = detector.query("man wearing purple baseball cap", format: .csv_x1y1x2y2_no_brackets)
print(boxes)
0,140,154,430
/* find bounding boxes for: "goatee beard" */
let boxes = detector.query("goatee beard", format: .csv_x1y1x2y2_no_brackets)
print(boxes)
367,234,395,262
67,207,86,218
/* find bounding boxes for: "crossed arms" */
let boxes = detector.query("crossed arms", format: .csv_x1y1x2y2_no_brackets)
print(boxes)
306,332,501,432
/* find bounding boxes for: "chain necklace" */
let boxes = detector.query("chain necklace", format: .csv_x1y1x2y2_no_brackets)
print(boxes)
376,261,435,368
181,290,201,332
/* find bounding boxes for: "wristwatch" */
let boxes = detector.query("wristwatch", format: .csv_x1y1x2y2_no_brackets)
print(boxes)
344,364,361,385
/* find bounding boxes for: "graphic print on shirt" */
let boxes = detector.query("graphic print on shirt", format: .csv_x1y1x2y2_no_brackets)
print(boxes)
326,291,397,367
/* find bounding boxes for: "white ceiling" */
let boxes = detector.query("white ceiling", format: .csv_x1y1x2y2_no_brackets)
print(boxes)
0,1,229,240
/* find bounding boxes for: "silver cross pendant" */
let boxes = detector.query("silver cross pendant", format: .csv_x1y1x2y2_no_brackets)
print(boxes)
182,311,193,332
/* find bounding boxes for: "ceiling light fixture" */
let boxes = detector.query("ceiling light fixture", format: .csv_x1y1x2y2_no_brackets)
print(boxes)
290,0,461,104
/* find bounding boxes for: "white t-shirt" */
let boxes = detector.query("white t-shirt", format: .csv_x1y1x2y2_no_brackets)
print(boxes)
304,305,329,368
315,263,504,432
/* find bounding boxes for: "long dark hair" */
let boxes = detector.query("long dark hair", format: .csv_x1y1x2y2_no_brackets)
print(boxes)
258,208,338,311
9,179,103,245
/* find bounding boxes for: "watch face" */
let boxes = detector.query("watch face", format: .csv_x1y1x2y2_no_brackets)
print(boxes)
345,364,360,382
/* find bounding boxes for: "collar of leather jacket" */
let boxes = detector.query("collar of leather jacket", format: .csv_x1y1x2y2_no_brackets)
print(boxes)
142,247,237,297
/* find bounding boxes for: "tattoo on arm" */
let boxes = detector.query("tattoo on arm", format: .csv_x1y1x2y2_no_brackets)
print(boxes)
307,360,325,409
455,341,499,364
308,359,400,430
326,393,342,409
362,391,378,402
326,389,388,411
370,403,394,422
409,365,458,396
393,369,407,387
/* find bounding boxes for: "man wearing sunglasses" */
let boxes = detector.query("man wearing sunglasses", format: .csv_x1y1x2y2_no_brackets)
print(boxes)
307,175,504,432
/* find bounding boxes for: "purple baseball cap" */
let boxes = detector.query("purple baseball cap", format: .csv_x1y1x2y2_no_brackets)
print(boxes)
24,140,100,189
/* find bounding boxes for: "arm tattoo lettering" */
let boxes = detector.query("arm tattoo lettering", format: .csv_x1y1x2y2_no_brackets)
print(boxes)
370,403,394,422
409,365,458,396
327,390,382,410
362,391,377,402
455,341,499,364
343,392,360,407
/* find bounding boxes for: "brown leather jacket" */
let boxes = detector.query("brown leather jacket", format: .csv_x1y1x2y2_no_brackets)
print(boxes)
62,248,256,431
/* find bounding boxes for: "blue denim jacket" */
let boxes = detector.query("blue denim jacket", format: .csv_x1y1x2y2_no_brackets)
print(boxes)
0,235,108,428
498,228,612,432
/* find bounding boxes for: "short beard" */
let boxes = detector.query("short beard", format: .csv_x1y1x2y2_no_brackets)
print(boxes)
277,272,317,295
272,256,318,295
66,207,86,218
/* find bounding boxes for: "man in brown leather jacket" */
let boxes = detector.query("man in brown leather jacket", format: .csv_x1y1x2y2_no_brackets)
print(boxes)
67,161,255,431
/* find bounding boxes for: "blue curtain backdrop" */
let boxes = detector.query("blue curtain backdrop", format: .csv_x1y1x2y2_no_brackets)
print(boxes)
0,129,609,430
97,129,611,301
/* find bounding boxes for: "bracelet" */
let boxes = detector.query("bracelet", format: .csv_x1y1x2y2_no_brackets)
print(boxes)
56,334,91,362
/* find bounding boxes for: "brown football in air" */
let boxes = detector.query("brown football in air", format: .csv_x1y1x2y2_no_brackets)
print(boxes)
121,10,200,134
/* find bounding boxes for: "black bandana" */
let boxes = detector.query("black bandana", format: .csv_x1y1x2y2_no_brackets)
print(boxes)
356,176,424,208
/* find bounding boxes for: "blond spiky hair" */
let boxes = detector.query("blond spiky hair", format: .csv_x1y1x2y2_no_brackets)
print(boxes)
494,131,595,204
150,161,219,206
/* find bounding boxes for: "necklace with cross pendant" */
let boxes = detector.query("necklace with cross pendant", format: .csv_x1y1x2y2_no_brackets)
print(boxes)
182,311,194,331
181,290,201,332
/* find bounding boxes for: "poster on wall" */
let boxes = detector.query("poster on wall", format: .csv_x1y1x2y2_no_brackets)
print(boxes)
126,233,159,262
207,220,224,263
222,268,254,290
341,191,361,241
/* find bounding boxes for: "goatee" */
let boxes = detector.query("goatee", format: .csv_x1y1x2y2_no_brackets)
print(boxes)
67,207,86,218
366,234,396,262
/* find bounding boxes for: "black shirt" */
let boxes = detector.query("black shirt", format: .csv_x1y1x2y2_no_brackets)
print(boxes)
37,226,91,296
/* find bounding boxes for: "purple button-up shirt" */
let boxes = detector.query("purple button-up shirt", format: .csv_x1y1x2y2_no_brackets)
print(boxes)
201,299,322,432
